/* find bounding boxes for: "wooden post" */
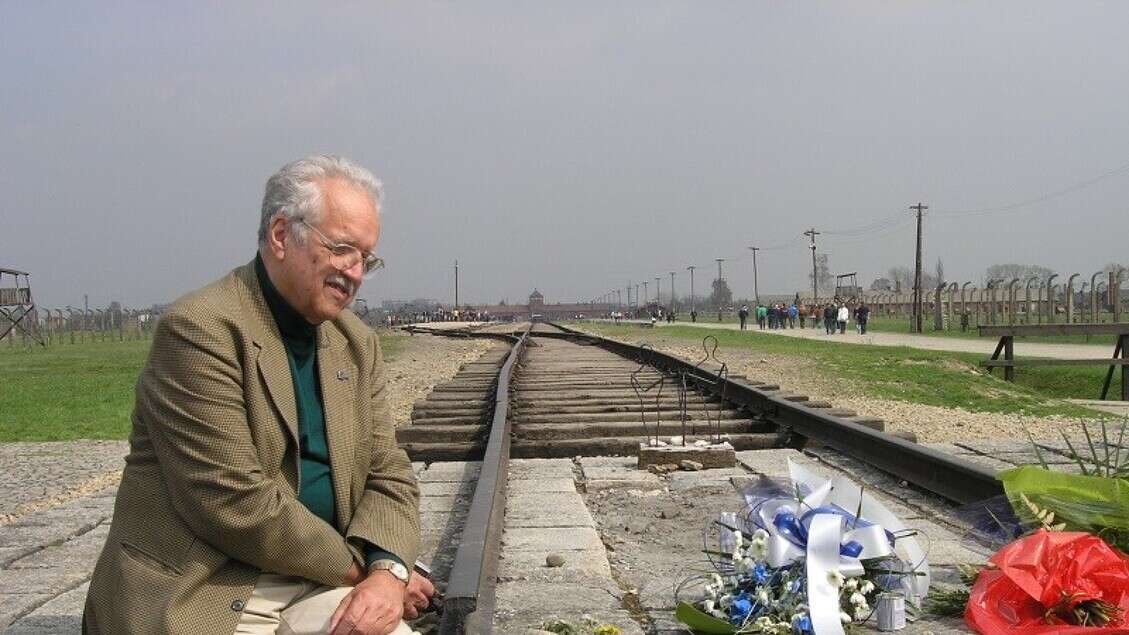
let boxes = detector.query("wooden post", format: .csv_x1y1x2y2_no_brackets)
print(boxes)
1004,335,1015,382
1122,334,1128,401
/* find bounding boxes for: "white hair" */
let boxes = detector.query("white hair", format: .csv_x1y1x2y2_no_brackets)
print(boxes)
258,155,383,246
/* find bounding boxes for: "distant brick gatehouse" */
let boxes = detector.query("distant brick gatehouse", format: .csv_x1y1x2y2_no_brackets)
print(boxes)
476,289,612,321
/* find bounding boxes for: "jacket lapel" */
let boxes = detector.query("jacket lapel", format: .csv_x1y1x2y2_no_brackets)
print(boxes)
235,262,300,448
318,325,357,529
257,343,299,447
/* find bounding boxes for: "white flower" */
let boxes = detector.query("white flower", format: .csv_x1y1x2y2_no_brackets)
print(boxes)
860,581,875,594
854,606,870,622
702,599,715,613
733,532,744,548
747,540,767,559
754,616,773,629
757,588,771,605
711,574,723,588
738,557,755,574
753,528,769,541
845,578,858,591
850,592,867,606
840,611,852,623
827,570,845,588
719,593,733,608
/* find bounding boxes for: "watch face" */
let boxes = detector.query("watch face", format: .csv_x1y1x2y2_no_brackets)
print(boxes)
391,563,409,581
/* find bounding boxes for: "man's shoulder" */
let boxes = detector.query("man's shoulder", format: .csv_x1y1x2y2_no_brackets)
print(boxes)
159,264,254,335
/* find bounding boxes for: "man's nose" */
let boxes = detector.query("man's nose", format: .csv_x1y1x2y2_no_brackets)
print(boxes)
343,259,365,285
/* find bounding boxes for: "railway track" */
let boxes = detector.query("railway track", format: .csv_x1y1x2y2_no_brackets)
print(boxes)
399,323,787,460
398,321,1004,633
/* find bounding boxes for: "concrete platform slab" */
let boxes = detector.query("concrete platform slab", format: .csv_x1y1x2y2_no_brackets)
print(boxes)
734,448,812,477
501,526,604,552
508,478,577,495
666,468,748,491
507,458,576,480
498,548,612,579
416,461,481,483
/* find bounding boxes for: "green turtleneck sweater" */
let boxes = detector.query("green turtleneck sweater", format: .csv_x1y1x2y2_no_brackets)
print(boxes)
255,255,402,571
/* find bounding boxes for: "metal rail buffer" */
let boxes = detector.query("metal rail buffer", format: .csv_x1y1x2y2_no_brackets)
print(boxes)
979,323,1129,401
0,268,45,346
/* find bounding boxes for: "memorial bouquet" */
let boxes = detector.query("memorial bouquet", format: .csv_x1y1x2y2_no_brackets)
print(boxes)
675,460,930,634
956,424,1129,634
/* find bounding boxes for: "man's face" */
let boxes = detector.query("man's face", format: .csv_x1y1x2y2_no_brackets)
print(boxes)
273,177,380,324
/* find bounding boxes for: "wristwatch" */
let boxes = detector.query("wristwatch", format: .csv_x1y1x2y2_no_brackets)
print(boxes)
369,559,410,584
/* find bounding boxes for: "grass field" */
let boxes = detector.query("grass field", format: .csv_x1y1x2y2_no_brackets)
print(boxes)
578,322,1115,420
0,332,407,442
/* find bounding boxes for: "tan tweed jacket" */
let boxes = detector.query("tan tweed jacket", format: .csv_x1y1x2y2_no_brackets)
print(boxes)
83,261,419,635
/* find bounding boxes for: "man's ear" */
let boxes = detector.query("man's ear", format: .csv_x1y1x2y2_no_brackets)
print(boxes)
267,216,290,260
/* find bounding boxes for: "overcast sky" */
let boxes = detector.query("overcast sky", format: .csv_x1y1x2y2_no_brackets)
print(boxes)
3,2,1128,310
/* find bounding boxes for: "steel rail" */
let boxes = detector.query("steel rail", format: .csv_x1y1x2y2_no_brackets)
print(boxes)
543,323,1004,505
438,326,530,634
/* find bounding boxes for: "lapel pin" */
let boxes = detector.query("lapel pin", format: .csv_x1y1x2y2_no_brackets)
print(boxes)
336,369,351,381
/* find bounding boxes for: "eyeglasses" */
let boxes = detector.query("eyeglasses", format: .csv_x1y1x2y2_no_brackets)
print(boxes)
297,218,385,278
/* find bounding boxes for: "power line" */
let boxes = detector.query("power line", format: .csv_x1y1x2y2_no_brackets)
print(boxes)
933,158,1129,217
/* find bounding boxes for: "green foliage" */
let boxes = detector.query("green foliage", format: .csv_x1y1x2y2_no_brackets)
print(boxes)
709,278,733,311
580,323,1113,418
0,332,404,441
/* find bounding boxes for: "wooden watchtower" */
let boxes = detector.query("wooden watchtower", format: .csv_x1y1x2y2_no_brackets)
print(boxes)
0,268,45,346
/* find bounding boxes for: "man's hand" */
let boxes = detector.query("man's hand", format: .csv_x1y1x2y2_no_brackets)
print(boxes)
328,570,405,635
402,572,435,619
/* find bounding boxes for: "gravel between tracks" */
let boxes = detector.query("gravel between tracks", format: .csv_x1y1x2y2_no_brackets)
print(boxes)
587,332,1088,444
382,330,498,427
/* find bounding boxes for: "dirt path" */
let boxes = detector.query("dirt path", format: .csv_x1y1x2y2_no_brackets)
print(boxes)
382,330,498,427
619,319,1116,359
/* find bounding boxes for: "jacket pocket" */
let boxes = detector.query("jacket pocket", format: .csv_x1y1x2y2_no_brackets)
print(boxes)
120,540,184,577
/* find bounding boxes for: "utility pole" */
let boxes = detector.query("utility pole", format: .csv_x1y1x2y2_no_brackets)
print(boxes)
635,284,640,310
687,266,696,315
626,284,632,310
642,281,648,307
453,260,459,310
655,276,662,308
715,259,726,320
748,246,760,305
909,203,928,333
669,272,676,312
804,228,820,304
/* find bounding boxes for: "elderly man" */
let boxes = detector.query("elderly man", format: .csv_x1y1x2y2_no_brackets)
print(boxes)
83,156,432,635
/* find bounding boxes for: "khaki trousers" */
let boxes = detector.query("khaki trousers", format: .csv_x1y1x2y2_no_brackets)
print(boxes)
234,573,414,635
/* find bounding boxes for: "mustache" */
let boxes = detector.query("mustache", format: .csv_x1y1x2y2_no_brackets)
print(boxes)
327,273,357,297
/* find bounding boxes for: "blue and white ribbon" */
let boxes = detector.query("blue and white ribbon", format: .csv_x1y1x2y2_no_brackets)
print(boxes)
744,460,930,635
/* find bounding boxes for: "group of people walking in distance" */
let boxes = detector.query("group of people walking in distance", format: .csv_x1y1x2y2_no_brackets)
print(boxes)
737,300,870,335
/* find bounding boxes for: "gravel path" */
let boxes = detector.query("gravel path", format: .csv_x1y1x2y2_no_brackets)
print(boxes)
383,330,498,427
616,319,1117,359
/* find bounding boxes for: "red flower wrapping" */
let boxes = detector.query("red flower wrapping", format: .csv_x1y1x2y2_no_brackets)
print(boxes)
966,530,1129,634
